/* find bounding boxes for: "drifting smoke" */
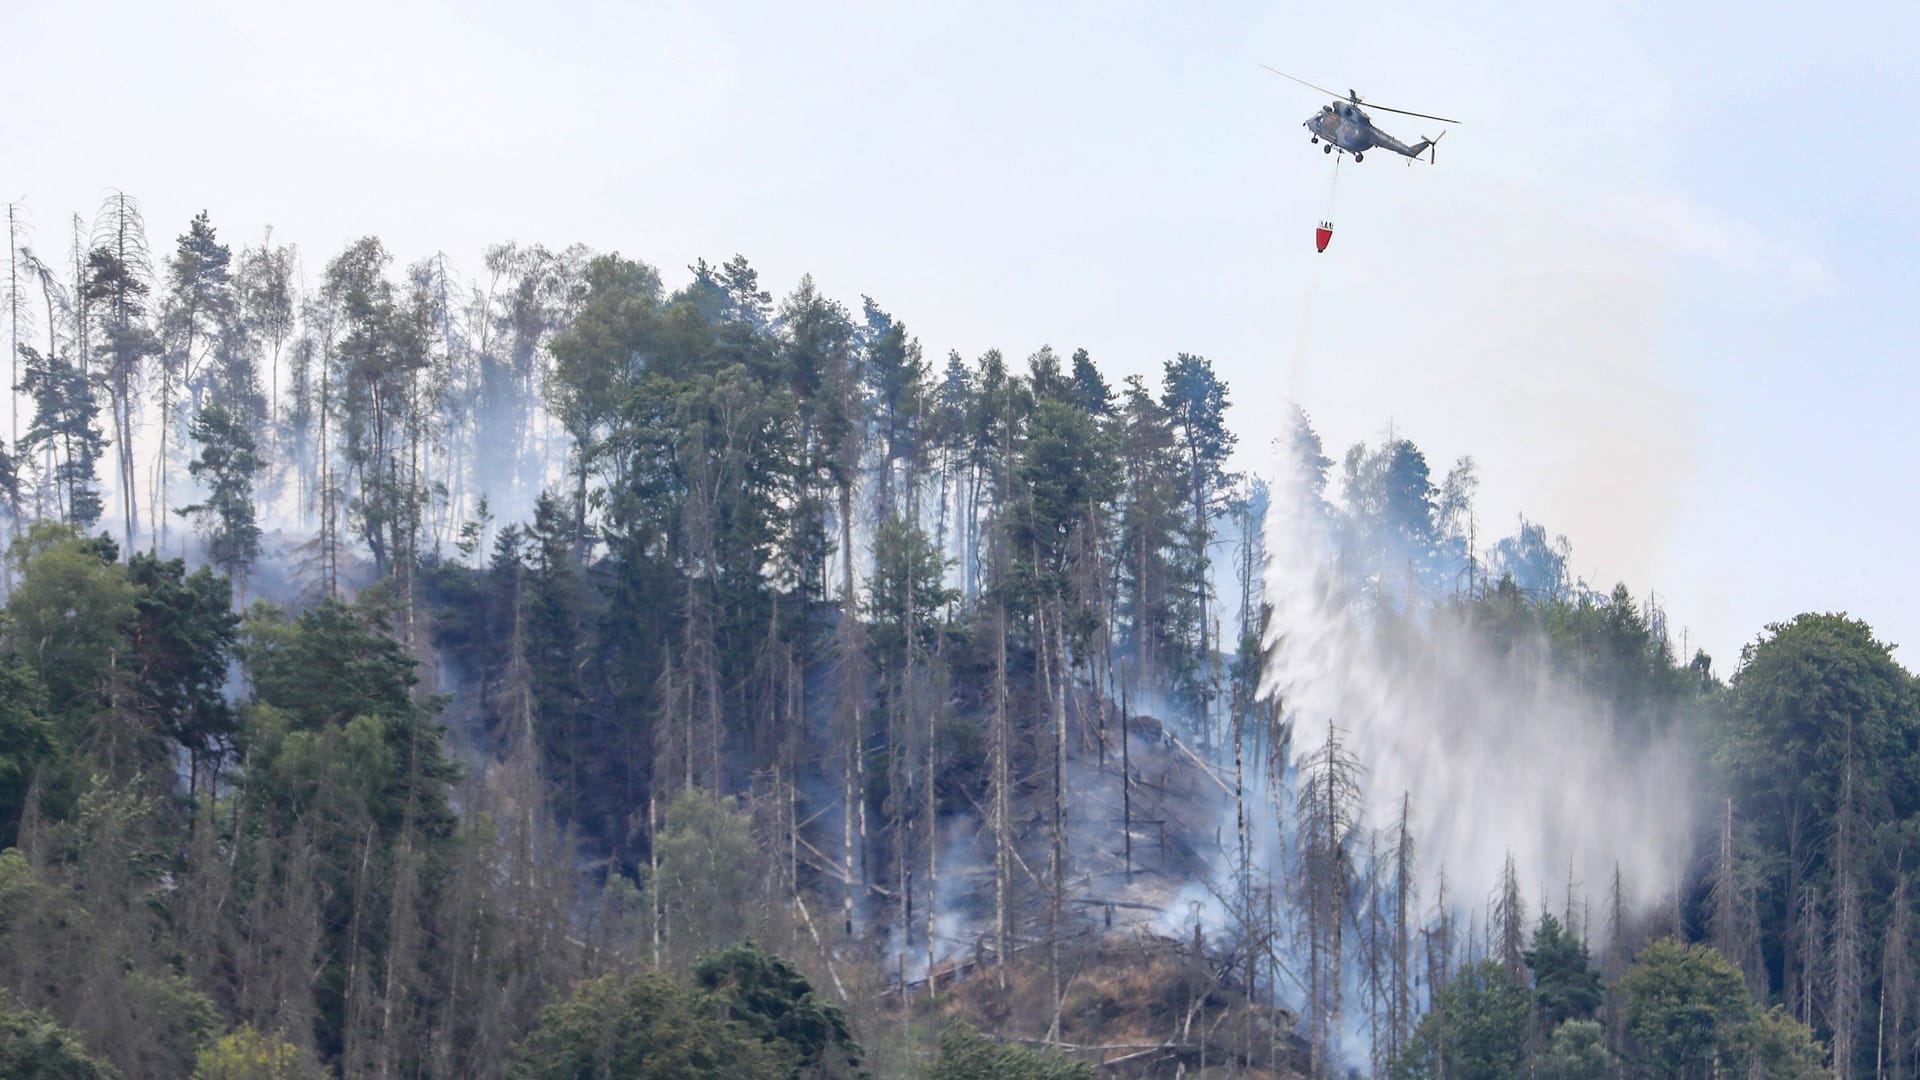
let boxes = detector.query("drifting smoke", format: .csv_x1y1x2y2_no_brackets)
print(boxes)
1259,417,1698,927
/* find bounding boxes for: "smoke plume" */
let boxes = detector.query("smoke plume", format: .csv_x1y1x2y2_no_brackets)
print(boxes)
1259,419,1698,926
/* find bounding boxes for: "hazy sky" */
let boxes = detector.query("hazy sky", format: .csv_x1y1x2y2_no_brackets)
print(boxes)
4,0,1914,667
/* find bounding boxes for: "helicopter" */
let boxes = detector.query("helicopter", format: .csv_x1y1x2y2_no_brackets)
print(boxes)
1261,65,1459,164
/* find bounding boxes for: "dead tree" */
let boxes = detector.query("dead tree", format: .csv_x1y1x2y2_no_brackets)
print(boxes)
1832,717,1866,1079
1297,719,1362,1077
1389,793,1416,1059
1707,798,1764,996
1793,879,1826,1031
1604,864,1632,1059
990,581,1013,992
1493,853,1527,983
1882,870,1916,1080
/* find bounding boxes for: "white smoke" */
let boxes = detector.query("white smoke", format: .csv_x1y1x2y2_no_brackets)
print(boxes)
1259,423,1697,926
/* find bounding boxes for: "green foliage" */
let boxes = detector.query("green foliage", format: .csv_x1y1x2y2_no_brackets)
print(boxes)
868,514,956,661
0,648,52,846
1621,939,1752,1080
1115,374,1181,679
0,989,120,1079
117,970,221,1079
1488,519,1570,597
322,236,428,575
1158,352,1235,515
244,594,426,724
1013,395,1119,583
1715,613,1918,1062
693,942,864,1078
1537,1019,1609,1080
1526,912,1602,1030
126,553,238,787
178,402,265,582
233,596,461,1065
928,1022,1092,1080
1389,960,1530,1080
6,523,135,719
193,1025,326,1080
1745,1005,1828,1080
242,594,457,835
549,252,665,462
508,972,785,1080
0,782,219,1078
1611,939,1828,1079
654,789,761,969
1341,437,1436,564
20,220,1899,1080
1720,613,1920,851
15,345,107,528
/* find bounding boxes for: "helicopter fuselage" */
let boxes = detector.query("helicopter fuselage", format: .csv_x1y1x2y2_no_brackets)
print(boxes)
1304,101,1428,161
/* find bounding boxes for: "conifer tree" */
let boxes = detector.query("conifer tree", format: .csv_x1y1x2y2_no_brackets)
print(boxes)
17,344,105,527
1160,353,1233,728
85,191,156,551
158,211,236,553
178,402,264,602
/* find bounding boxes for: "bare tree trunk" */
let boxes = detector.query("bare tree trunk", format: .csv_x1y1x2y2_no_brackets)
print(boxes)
844,481,868,907
991,590,1011,993
1392,793,1415,1058
1299,720,1359,1077
650,795,662,969
1121,679,1132,881
1885,871,1915,1080
926,638,941,999
1495,853,1527,982
4,202,24,559
1043,600,1069,1041
1832,719,1865,1079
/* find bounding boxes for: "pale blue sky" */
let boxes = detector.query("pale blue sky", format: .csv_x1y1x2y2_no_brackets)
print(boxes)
3,0,1914,668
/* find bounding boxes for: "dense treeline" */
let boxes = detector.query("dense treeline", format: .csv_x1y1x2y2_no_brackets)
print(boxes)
0,194,1913,1077
0,194,1248,1076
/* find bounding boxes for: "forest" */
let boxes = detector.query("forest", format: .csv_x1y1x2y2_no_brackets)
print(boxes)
0,193,1913,1079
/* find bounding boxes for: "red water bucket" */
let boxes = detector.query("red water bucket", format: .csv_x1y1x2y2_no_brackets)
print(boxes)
1315,221,1333,253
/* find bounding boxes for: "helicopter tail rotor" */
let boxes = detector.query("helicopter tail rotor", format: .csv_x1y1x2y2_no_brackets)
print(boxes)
1403,131,1445,166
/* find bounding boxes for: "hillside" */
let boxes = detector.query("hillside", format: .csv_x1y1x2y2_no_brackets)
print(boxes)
0,203,1907,1079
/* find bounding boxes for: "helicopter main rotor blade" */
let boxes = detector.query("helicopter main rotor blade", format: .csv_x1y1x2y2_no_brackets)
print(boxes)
1256,64,1344,100
1356,100,1462,125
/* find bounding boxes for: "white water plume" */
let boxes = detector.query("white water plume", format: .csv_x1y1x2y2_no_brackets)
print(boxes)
1258,420,1697,928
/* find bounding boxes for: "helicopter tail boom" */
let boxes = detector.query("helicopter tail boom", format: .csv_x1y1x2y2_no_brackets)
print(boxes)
1408,130,1445,164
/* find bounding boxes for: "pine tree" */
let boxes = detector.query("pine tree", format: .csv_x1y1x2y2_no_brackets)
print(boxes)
860,298,925,520
178,402,265,602
17,344,106,527
1159,353,1234,728
158,210,236,553
1116,374,1179,698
